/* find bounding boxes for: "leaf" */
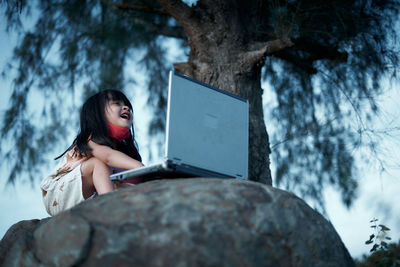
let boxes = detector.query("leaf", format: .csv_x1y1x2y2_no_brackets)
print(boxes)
385,237,392,240
365,240,373,245
379,224,391,231
370,244,379,252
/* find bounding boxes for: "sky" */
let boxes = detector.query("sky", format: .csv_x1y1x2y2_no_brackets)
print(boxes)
1,6,399,260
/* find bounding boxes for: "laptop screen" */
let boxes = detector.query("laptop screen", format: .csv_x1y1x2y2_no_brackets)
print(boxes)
165,71,249,179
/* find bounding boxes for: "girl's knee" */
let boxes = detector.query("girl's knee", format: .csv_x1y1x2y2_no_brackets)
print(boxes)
88,156,107,166
81,157,108,175
81,157,112,196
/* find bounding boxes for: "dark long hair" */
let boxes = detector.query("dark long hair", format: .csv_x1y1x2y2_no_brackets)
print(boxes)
56,90,142,162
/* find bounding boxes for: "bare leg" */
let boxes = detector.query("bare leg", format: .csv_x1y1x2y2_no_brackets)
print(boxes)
81,157,113,199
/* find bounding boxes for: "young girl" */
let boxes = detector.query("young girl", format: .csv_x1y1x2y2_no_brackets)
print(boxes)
40,90,144,216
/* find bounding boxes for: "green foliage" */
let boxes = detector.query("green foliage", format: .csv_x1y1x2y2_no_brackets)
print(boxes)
0,0,28,32
0,0,175,183
355,240,400,267
356,241,400,267
263,0,400,208
365,218,392,253
355,219,399,267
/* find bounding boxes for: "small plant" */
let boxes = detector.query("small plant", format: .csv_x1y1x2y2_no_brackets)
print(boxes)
365,218,392,252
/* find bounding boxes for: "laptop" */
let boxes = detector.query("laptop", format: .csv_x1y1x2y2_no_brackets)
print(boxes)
110,70,249,181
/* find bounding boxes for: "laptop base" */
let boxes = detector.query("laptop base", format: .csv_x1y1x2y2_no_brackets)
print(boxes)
110,160,235,181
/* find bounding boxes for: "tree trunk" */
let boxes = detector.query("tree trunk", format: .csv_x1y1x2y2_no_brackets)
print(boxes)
158,0,293,185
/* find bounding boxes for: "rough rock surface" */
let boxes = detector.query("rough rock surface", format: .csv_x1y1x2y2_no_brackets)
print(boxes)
0,219,48,264
1,178,354,266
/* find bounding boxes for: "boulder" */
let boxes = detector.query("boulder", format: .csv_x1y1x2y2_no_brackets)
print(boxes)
1,178,354,266
0,219,48,264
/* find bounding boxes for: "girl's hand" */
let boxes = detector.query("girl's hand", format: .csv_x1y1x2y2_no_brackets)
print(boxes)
113,181,133,189
113,177,142,189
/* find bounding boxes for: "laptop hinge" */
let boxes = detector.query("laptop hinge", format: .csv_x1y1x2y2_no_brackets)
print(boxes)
171,157,183,165
167,158,236,179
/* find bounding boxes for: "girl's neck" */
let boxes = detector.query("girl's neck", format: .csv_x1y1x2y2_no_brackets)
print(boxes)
107,123,131,142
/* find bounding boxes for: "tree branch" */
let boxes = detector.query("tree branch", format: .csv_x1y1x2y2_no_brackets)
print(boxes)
272,38,348,74
130,16,187,39
112,1,187,40
294,38,348,62
156,0,194,27
241,38,294,71
274,50,318,74
114,2,169,16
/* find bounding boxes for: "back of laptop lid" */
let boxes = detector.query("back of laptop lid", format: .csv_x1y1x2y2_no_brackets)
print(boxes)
165,71,248,179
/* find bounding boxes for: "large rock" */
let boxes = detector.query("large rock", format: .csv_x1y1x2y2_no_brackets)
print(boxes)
0,219,49,265
1,178,354,266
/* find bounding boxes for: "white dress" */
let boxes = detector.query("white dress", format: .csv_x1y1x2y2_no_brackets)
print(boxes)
40,150,86,216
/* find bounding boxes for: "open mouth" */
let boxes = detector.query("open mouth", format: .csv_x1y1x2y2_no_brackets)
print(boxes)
120,112,130,120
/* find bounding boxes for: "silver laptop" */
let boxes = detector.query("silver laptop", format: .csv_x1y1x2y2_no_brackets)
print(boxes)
110,71,249,181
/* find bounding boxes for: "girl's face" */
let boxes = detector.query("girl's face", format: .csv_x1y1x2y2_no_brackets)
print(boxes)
105,99,133,129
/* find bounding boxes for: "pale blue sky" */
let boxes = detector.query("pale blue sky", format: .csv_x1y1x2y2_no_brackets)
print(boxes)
1,7,400,259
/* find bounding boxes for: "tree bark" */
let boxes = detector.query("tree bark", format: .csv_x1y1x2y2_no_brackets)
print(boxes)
158,0,293,184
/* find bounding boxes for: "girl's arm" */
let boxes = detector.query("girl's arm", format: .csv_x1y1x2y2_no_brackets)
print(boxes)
88,140,144,169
